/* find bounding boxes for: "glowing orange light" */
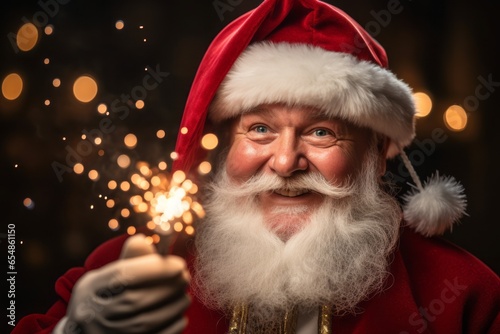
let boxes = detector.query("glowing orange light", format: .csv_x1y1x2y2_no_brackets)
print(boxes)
182,211,193,224
198,161,212,175
151,176,161,187
172,170,186,184
158,161,167,170
120,181,131,191
170,152,179,160
124,133,137,148
130,195,142,206
97,103,107,114
115,20,124,30
444,105,468,132
137,202,148,212
185,226,195,235
17,23,38,52
88,169,99,181
73,75,98,103
117,154,131,168
52,78,61,88
127,226,136,235
44,25,54,35
106,199,115,208
121,208,130,218
23,198,35,209
108,180,117,190
108,219,119,230
146,221,156,230
188,183,199,195
139,165,151,177
180,127,188,135
156,130,165,139
135,100,145,109
152,234,161,244
414,92,433,118
131,173,141,185
201,133,219,150
73,163,84,174
43,58,50,65
174,222,183,232
2,73,23,100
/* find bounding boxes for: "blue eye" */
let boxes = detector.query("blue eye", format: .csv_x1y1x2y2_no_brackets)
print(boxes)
254,125,268,133
313,129,329,137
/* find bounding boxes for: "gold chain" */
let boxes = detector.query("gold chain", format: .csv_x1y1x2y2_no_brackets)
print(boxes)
229,304,332,333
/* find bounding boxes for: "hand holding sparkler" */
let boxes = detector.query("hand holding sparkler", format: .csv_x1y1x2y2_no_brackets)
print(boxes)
53,234,191,334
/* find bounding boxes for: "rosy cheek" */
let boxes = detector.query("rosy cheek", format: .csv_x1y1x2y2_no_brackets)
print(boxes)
225,141,266,181
312,150,358,184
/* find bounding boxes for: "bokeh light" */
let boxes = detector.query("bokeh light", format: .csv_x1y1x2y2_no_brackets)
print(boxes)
108,219,120,231
198,161,212,175
2,73,23,100
156,130,165,139
121,208,130,218
17,23,38,52
201,133,219,150
88,170,99,181
44,25,54,35
120,181,131,191
158,161,167,170
115,20,125,30
117,154,131,168
52,78,61,88
124,133,138,148
444,105,468,132
108,180,117,190
23,198,35,210
135,100,145,109
413,92,432,118
73,75,98,102
97,103,107,114
73,163,84,174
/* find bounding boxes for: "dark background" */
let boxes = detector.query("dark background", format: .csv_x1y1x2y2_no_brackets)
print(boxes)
1,0,499,331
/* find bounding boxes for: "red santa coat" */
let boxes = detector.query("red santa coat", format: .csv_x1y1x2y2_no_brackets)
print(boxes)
13,227,500,334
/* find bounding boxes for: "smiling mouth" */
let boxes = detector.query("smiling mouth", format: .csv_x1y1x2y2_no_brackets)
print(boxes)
273,189,310,197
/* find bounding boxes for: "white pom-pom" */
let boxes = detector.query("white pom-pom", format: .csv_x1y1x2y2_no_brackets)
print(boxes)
403,173,467,237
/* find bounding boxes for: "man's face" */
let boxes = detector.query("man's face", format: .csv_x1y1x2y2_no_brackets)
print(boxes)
224,104,378,239
196,105,400,317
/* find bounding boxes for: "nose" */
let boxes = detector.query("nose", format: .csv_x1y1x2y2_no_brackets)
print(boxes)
269,131,308,177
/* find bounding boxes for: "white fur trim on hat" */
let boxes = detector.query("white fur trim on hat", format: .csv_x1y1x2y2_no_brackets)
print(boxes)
209,41,416,157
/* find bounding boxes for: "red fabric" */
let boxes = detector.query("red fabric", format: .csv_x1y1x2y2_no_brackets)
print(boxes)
13,228,500,333
172,0,388,174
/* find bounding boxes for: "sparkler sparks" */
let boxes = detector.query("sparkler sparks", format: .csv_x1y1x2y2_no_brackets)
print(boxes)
4,14,217,255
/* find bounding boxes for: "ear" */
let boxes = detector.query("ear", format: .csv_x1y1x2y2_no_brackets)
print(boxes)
376,135,391,176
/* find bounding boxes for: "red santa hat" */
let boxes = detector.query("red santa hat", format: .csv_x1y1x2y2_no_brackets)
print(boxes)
173,0,466,237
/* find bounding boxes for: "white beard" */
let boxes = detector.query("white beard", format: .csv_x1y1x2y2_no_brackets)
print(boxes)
193,146,402,321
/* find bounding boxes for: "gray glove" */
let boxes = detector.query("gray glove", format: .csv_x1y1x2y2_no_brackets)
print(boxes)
53,234,190,334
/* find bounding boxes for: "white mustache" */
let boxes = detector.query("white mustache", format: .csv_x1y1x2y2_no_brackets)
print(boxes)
211,172,354,199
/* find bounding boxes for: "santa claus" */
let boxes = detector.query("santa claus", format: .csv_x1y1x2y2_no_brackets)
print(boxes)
14,0,499,333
